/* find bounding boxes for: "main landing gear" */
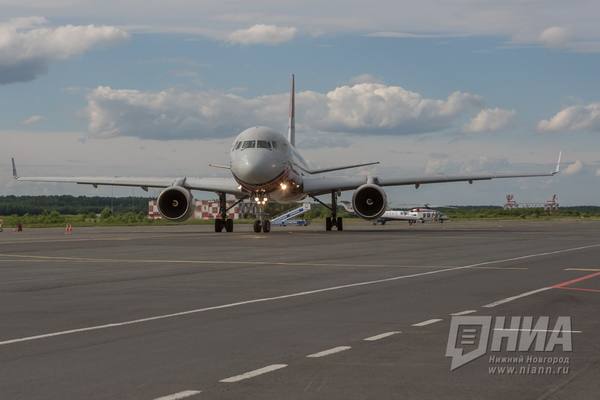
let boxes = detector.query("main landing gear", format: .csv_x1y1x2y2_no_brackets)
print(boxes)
214,192,243,233
311,191,343,232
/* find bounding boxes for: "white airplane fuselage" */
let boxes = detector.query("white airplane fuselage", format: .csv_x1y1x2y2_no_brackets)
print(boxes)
376,208,448,224
229,126,307,203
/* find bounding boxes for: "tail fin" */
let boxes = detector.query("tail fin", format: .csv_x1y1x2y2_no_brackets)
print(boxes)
288,74,295,147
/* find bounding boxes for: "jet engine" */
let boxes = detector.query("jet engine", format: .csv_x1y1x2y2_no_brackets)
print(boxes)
351,184,387,219
157,186,194,221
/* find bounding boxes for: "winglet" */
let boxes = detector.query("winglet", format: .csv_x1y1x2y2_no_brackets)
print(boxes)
553,151,562,175
11,157,18,179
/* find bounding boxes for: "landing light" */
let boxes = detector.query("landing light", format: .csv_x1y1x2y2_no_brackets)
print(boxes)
254,197,260,202
280,183,288,191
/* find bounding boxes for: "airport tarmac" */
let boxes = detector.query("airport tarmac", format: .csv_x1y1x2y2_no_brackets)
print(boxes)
0,219,599,399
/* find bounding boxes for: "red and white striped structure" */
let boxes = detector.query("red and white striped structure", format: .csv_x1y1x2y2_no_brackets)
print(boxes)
148,199,242,220
148,201,161,220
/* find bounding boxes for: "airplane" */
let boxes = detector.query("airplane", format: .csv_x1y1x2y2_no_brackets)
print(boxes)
11,75,562,233
342,202,448,225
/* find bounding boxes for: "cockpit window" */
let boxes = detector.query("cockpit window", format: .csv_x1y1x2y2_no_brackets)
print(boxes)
257,140,272,149
241,140,256,149
234,141,242,150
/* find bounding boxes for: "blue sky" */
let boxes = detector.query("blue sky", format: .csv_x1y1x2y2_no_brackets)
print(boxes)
1,2,600,205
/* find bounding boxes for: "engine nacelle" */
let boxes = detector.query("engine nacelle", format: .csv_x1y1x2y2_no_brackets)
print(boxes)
351,184,387,219
157,186,194,221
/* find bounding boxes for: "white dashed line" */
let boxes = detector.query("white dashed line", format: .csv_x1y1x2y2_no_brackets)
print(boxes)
220,364,288,383
153,390,201,400
363,331,401,341
482,287,552,308
306,346,351,358
412,319,443,327
451,310,477,316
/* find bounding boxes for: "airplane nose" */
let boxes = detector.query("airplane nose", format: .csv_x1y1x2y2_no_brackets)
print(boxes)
233,151,284,185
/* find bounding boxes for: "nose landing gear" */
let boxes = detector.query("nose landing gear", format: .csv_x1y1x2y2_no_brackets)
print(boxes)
252,197,271,233
253,219,271,233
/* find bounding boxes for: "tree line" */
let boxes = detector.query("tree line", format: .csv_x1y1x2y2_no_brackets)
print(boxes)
0,195,150,215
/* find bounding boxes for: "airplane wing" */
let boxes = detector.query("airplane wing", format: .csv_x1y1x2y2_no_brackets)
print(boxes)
11,159,245,196
297,161,380,175
303,153,561,196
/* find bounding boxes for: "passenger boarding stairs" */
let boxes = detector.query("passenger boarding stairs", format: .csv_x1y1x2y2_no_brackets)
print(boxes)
270,203,312,226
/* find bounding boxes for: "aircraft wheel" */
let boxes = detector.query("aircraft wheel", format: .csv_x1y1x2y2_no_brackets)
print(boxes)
215,219,224,232
336,217,343,231
262,220,271,233
253,220,262,233
325,217,332,231
225,218,234,232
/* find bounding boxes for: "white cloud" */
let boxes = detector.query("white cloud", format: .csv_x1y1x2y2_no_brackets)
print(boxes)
538,103,600,132
539,26,571,48
3,2,598,51
463,108,515,133
0,17,128,84
86,83,488,140
21,114,45,125
564,160,584,175
227,24,296,45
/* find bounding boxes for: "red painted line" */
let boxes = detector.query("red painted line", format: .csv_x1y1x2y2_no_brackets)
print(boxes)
552,271,600,289
556,286,600,294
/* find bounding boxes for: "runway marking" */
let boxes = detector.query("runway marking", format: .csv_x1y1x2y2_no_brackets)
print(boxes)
494,328,582,334
363,331,401,341
565,268,600,272
1,243,599,347
153,390,202,400
0,253,453,269
412,319,442,327
552,271,600,289
451,310,477,316
0,256,525,271
482,287,552,308
306,346,351,358
470,266,528,270
556,286,600,294
220,364,287,383
0,232,233,245
483,270,600,308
